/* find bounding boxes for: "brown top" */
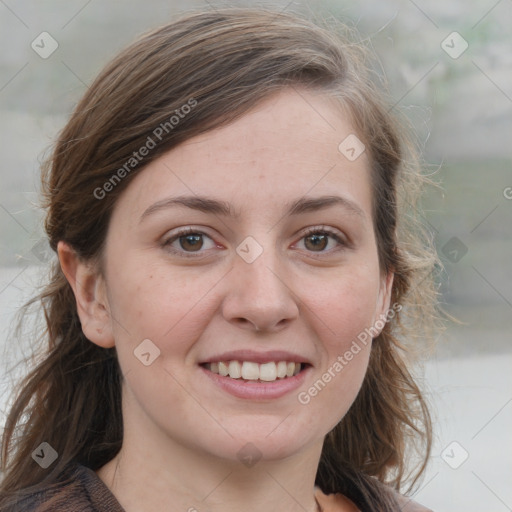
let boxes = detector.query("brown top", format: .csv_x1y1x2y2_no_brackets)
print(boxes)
16,463,432,511
16,464,124,512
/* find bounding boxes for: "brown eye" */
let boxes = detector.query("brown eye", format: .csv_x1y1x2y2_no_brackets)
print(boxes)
179,233,203,251
163,229,217,257
296,228,347,255
304,233,329,251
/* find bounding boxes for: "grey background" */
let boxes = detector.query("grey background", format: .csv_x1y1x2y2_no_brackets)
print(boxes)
1,1,511,510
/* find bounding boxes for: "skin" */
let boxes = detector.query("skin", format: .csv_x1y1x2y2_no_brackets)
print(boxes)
59,87,393,512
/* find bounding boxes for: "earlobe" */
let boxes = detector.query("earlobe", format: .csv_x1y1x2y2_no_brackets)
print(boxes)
57,241,115,348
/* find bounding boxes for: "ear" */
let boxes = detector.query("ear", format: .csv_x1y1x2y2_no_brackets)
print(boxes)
373,270,395,335
57,241,115,348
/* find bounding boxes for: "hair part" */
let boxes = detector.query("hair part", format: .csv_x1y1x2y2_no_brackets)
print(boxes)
1,7,440,511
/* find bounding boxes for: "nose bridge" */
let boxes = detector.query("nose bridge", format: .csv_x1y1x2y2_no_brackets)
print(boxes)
240,250,283,293
221,237,299,331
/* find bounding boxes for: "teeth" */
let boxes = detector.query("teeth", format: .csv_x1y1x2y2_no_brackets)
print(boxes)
229,360,242,379
276,361,287,378
241,361,259,380
206,360,303,382
259,362,277,382
218,361,229,377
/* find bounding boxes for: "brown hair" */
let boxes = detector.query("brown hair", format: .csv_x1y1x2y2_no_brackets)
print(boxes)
0,7,439,510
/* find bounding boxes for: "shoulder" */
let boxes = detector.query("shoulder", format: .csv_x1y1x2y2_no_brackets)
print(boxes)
10,463,124,512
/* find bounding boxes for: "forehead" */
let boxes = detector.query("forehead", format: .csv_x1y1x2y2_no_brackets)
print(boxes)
114,88,373,222
175,88,361,171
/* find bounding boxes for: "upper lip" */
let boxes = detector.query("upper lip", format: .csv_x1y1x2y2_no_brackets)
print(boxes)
199,350,312,365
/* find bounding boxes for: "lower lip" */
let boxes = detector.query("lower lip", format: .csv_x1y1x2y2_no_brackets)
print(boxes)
199,365,311,400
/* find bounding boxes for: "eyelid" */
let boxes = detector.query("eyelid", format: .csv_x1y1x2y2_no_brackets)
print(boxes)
300,225,348,243
161,224,349,259
293,225,349,253
162,227,220,259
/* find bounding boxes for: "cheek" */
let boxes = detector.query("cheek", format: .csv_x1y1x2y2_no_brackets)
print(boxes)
295,266,379,422
105,261,229,438
303,264,381,349
105,255,226,362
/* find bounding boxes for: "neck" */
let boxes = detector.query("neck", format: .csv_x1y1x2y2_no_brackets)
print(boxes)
97,403,324,512
98,442,323,512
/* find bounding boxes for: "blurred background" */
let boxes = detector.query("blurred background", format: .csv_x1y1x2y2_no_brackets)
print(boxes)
0,0,510,510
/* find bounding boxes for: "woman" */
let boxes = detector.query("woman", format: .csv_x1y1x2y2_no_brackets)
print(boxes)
0,7,439,511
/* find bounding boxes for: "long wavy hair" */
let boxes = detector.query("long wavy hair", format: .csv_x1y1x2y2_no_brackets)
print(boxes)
0,7,440,511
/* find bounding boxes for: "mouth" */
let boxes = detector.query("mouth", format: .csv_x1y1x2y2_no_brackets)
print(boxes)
200,360,310,383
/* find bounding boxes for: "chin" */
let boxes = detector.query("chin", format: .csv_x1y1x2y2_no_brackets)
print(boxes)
198,419,318,463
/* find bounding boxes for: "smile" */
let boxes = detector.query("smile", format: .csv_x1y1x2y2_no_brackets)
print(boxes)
202,360,304,382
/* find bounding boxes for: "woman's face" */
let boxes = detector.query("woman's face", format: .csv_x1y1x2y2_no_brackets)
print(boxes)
98,88,392,463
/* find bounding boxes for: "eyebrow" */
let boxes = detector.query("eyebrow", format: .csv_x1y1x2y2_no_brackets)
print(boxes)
140,194,365,222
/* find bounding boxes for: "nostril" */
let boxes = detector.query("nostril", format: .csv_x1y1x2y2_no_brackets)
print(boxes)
232,317,260,330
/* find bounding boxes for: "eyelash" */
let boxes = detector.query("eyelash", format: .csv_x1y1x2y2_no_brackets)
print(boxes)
162,226,347,259
299,226,348,254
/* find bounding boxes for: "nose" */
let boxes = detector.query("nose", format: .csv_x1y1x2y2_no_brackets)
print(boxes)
221,250,299,333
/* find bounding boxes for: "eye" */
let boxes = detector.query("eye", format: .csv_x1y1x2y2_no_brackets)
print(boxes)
295,227,347,253
162,228,217,257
